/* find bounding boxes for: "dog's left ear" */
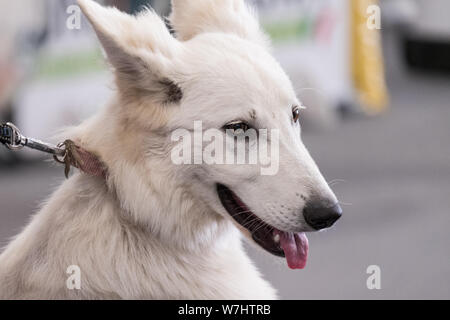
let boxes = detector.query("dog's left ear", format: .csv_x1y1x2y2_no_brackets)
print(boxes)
78,0,183,104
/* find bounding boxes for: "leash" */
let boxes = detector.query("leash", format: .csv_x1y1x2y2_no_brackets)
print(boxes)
0,122,107,179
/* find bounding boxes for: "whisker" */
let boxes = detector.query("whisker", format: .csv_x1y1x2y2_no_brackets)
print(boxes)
328,179,347,187
252,221,269,234
230,209,252,217
242,217,261,229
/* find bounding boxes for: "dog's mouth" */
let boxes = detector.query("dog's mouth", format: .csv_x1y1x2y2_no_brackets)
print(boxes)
216,184,308,269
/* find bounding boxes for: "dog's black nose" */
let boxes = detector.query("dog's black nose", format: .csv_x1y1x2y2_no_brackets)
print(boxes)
303,200,342,230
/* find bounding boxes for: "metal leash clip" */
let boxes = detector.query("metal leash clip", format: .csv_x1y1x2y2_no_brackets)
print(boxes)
2,122,25,151
0,122,66,157
1,122,108,179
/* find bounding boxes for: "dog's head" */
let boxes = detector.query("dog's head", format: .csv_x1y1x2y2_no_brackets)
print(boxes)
78,0,341,269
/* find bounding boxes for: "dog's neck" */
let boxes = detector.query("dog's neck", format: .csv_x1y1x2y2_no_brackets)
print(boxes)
110,163,232,253
69,101,234,253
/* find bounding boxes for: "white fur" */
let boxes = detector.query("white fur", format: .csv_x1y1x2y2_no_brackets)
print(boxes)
0,0,337,299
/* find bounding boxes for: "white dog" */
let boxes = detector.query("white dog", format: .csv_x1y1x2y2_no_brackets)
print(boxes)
0,0,341,299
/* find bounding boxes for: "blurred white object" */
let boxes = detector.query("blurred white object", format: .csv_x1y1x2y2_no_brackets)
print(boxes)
412,0,450,39
380,0,418,27
0,0,46,109
13,0,112,159
256,0,352,128
383,0,450,39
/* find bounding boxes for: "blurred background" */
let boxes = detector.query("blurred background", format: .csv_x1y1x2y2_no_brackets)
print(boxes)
0,0,449,299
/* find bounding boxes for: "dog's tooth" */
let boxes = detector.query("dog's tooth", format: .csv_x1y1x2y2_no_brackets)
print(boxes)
273,234,280,243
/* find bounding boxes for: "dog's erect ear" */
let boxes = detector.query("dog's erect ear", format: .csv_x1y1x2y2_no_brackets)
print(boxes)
169,0,269,46
78,0,183,104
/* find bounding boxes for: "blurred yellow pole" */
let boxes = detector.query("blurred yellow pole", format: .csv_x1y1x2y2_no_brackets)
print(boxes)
351,0,389,114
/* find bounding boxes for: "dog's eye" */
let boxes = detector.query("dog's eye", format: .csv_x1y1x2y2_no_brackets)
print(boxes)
224,121,250,132
292,106,300,123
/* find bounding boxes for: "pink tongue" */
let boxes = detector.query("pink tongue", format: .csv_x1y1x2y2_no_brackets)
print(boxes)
275,231,309,269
